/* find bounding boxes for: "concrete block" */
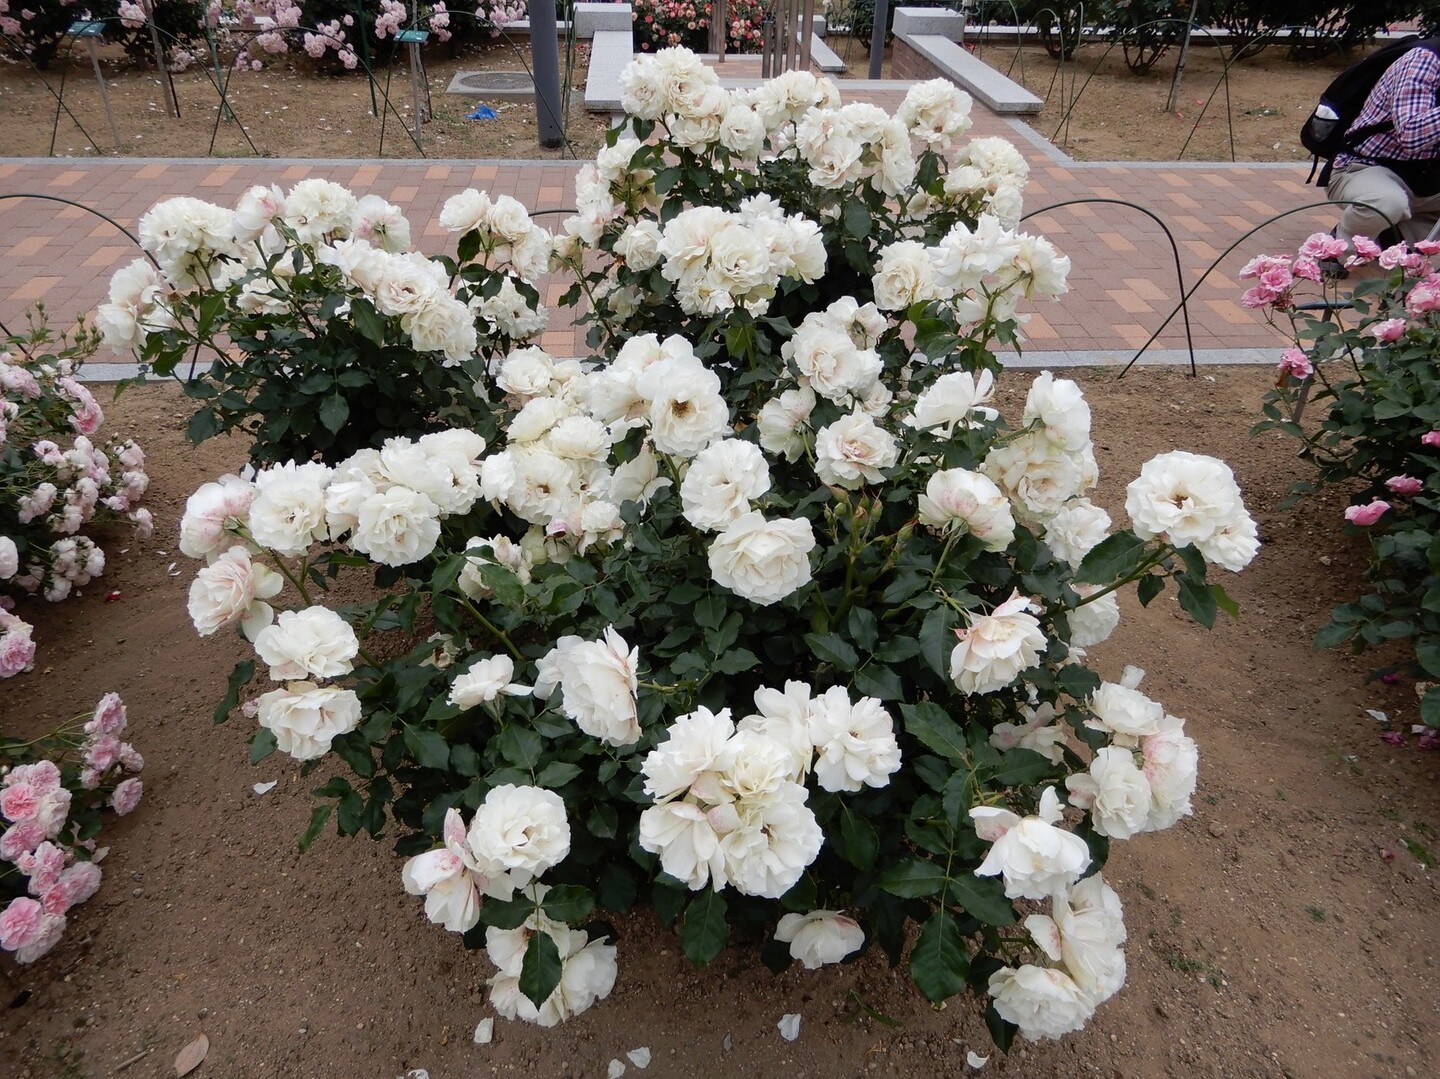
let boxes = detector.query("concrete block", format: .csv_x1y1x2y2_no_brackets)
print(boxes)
904,35,1041,114
585,29,633,112
575,3,633,36
892,7,966,41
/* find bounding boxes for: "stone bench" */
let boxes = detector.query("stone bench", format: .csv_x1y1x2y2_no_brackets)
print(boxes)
585,30,632,113
901,35,1041,114
809,34,846,74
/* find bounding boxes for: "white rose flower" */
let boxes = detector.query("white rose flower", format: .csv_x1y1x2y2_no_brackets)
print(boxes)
680,439,771,531
186,545,283,640
709,512,815,606
379,436,476,515
950,590,1046,695
252,606,359,681
448,655,532,709
807,687,902,793
247,462,331,557
1064,747,1153,839
353,193,410,252
467,784,571,881
918,469,1015,552
872,240,939,311
814,411,899,489
282,178,357,244
1203,514,1261,575
0,536,18,580
642,706,735,803
714,729,797,803
487,194,534,245
897,78,973,147
982,432,1094,527
407,294,479,365
1043,499,1111,567
256,682,362,761
1029,874,1127,1003
402,846,482,933
1086,674,1164,741
638,800,727,890
905,370,999,435
487,905,617,1026
989,702,1067,764
548,627,640,746
439,188,493,233
1023,372,1091,452
495,346,558,400
756,385,816,462
971,787,1090,900
349,485,441,566
719,103,766,156
1066,586,1120,649
988,964,1095,1041
606,447,672,508
774,910,865,969
737,681,816,778
618,55,669,118
613,219,663,271
640,358,730,458
1125,451,1257,570
783,322,881,405
233,183,286,242
1141,714,1198,831
719,781,823,898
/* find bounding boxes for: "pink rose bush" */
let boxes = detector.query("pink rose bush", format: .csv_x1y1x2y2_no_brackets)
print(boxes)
1248,231,1440,734
1,693,143,965
1,323,152,662
173,55,1253,1049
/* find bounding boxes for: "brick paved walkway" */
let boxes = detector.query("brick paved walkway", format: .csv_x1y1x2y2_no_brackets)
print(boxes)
0,79,1339,375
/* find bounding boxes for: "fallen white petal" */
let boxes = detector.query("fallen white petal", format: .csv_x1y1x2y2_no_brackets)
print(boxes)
252,781,278,795
777,1013,801,1042
607,1060,625,1079
473,1018,493,1045
967,1050,990,1069
625,1048,651,1069
1366,709,1389,723
1413,724,1428,734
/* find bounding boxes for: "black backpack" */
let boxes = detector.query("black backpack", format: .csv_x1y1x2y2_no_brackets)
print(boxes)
1301,36,1440,185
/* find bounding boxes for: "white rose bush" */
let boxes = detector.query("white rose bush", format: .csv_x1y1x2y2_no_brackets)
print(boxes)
99,178,552,465
171,52,1259,1049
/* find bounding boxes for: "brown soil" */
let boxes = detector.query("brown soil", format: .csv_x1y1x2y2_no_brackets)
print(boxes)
0,37,609,161
2,368,1438,1078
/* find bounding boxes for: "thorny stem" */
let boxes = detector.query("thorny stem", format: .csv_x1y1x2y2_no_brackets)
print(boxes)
1071,545,1175,609
456,593,524,661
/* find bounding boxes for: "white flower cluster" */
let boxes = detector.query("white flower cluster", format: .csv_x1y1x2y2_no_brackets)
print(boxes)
638,682,899,899
486,885,617,1027
1125,450,1259,573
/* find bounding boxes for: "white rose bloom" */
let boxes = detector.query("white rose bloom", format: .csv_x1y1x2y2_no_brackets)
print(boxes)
1203,514,1261,574
814,412,899,489
897,78,973,147
714,729,797,803
253,606,359,681
786,216,827,282
1044,499,1111,567
643,706,735,803
613,219,663,271
507,396,570,446
488,908,617,1026
1125,451,1257,570
709,512,815,606
783,323,882,404
468,784,571,881
737,681,816,778
1066,586,1120,649
950,591,1046,695
719,781,823,898
233,183,286,242
402,846,482,934
1024,372,1091,452
606,447,672,508
988,964,1095,1041
0,536,18,580
247,462,332,557
989,702,1067,764
1141,714,1198,831
807,687,902,793
353,193,410,252
1065,747,1152,840
617,53,669,116
1028,875,1127,1003
982,432,1094,527
187,544,283,639
505,451,581,525
495,346,558,400
350,486,441,567
774,910,865,969
379,436,476,515
487,194,534,245
137,196,238,288
638,800,727,890
448,655,532,708
756,385,816,462
408,294,480,365
546,415,611,462
178,474,257,559
549,627,640,746
719,103,766,156
282,178,357,244
872,240,939,311
918,469,1015,552
456,535,532,600
986,182,1027,229
256,682,362,761
906,370,999,434
371,255,443,316
1086,675,1165,741
680,439,771,532
931,213,1024,295
639,358,730,458
475,278,547,342
971,787,1090,900
439,188,493,234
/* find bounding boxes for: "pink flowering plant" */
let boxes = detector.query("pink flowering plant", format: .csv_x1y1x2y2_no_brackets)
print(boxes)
629,0,767,53
0,317,152,625
0,693,143,965
173,54,1255,1050
98,179,551,466
1247,231,1440,731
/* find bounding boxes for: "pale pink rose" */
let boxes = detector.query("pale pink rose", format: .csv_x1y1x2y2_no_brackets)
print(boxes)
111,778,143,816
0,621,35,677
1405,275,1440,316
5,761,60,794
1387,475,1423,496
119,743,144,772
1292,257,1322,283
1298,232,1347,261
18,841,65,894
1378,243,1410,270
1258,265,1293,293
0,896,43,951
1344,500,1390,526
1277,347,1313,379
0,820,45,861
85,692,127,736
1351,236,1382,261
41,862,102,915
84,734,122,773
1240,285,1279,309
12,908,65,964
0,782,38,822
79,768,102,791
1423,431,1440,447
1238,254,1291,280
1417,240,1440,256
1367,318,1407,343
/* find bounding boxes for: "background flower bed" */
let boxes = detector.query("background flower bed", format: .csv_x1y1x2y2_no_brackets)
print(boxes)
1,369,1436,1078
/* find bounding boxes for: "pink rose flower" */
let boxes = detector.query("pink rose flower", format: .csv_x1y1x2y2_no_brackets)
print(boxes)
84,734,121,773
1351,236,1382,261
1379,244,1411,270
1241,285,1280,309
119,743,144,772
4,760,60,793
1423,431,1440,447
1386,475,1423,496
1292,257,1323,283
41,862,102,916
1344,500,1391,526
18,840,66,895
0,620,35,678
85,692,127,736
1367,318,1407,343
0,819,46,861
0,896,44,951
1299,232,1348,261
0,782,38,823
111,778,143,816
1405,275,1440,317
1417,240,1440,256
1277,347,1313,379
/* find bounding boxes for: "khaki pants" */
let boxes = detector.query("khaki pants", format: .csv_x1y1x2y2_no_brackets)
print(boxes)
1327,162,1440,245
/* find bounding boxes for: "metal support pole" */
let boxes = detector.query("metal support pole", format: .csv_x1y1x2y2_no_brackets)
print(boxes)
528,0,565,149
408,41,425,145
85,38,123,149
143,1,178,117
1165,0,1201,114
868,0,888,79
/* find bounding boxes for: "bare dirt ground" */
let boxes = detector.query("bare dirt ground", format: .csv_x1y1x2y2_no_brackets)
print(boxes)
1,368,1438,1079
0,35,609,161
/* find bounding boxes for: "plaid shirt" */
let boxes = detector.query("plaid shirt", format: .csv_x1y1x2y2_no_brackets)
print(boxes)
1335,45,1440,169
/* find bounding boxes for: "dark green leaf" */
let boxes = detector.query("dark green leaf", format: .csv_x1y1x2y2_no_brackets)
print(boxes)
989,748,1057,787
248,728,277,765
351,297,386,345
497,726,544,770
910,911,969,1003
1176,574,1217,629
836,803,879,870
713,648,760,674
1313,621,1356,650
214,659,255,725
901,701,968,764
1416,637,1440,678
1075,531,1150,585
536,760,582,787
949,873,1016,926
541,885,596,924
298,804,333,852
1136,574,1163,607
679,890,729,967
877,857,946,898
842,198,871,239
919,605,956,679
519,927,563,1008
403,726,452,770
805,632,859,670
